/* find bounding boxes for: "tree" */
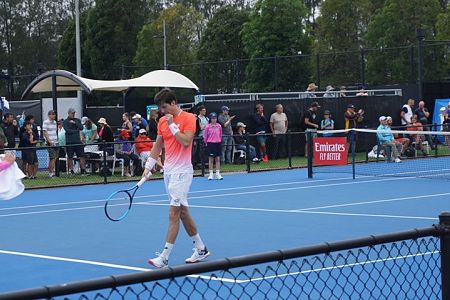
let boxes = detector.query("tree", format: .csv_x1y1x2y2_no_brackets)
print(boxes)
435,11,450,79
241,0,312,92
134,4,203,78
197,6,249,93
314,0,370,86
366,0,442,85
84,0,149,79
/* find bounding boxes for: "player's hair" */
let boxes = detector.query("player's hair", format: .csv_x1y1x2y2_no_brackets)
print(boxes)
154,88,177,106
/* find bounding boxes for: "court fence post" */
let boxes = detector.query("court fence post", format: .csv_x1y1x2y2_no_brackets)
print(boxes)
102,142,107,184
307,131,313,178
440,212,450,300
245,132,251,173
200,137,205,177
287,131,292,168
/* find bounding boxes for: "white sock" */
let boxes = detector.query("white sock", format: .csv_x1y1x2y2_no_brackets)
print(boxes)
191,233,205,250
209,170,213,175
215,170,221,174
160,242,173,259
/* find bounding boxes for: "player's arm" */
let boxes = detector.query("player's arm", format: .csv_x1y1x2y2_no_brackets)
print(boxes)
166,114,195,148
142,135,163,178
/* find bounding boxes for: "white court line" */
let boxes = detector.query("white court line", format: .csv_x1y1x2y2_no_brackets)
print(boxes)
0,249,437,285
0,177,408,218
0,176,364,213
138,203,436,221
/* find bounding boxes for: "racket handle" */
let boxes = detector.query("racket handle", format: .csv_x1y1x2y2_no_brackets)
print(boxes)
137,177,147,187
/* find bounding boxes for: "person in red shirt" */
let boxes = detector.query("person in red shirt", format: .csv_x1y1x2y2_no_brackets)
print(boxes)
407,115,428,156
143,88,210,268
134,128,163,172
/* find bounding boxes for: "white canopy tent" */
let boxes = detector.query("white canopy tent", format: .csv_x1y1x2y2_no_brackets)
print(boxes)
21,69,199,99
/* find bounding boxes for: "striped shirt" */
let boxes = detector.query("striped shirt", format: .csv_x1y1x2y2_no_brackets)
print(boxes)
43,119,57,145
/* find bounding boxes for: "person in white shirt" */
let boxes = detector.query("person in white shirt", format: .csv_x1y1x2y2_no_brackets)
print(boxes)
269,104,288,159
400,98,415,127
42,110,58,177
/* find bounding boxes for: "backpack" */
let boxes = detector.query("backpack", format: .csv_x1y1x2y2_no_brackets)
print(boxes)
404,146,415,158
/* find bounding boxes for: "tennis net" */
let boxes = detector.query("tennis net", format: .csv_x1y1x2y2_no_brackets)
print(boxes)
309,127,450,180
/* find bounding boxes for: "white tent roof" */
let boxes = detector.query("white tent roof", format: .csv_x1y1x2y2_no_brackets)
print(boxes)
23,69,199,97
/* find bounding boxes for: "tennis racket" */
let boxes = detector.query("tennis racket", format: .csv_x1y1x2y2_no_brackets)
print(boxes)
104,177,147,221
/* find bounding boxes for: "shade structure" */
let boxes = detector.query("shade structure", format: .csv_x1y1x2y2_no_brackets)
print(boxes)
21,69,199,99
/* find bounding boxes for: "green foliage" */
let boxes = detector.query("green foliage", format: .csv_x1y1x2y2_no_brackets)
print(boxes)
241,0,312,92
366,0,442,85
314,0,370,86
197,6,249,93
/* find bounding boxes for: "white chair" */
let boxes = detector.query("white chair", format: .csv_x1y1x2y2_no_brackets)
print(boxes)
112,154,125,176
232,141,246,163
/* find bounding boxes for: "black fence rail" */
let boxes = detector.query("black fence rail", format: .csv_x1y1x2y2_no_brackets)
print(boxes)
1,213,450,300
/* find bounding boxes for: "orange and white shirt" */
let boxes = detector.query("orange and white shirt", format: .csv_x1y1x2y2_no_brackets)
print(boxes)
158,111,196,174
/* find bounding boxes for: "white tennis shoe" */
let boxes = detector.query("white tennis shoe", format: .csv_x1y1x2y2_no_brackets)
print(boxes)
148,253,168,268
185,247,210,263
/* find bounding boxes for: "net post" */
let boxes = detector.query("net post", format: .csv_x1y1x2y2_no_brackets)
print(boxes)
102,142,107,184
434,123,438,157
439,212,450,300
245,132,251,173
307,131,313,178
287,131,292,169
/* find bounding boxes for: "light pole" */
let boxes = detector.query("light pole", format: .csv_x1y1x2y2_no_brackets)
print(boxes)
75,0,82,102
153,20,167,69
416,28,425,100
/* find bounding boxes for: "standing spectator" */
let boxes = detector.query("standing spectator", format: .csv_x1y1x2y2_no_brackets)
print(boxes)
147,109,159,140
218,106,235,164
324,85,337,98
414,100,435,149
320,110,334,137
19,115,39,141
269,104,288,159
377,116,402,163
120,112,133,136
97,118,114,155
21,122,39,178
234,122,259,162
2,112,19,149
63,108,87,175
132,113,148,138
344,104,364,148
203,112,223,180
339,86,347,97
197,106,209,138
57,119,66,170
81,117,98,144
443,104,450,147
400,98,415,128
252,103,269,161
305,83,318,98
42,110,58,178
135,128,163,172
114,130,140,177
303,102,320,157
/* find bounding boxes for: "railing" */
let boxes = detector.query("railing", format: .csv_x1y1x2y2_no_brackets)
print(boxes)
1,213,449,299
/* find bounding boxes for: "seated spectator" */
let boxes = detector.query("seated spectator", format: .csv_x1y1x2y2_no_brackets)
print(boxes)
134,128,163,173
377,116,402,163
81,117,98,144
234,122,259,162
320,110,334,137
323,85,337,98
305,83,318,98
114,130,140,177
406,115,428,156
339,86,347,97
120,112,133,136
20,122,38,178
356,87,369,96
387,116,409,156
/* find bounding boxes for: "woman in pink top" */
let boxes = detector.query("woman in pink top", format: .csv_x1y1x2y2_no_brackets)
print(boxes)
203,112,223,180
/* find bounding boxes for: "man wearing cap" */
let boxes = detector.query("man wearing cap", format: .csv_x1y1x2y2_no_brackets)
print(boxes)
234,122,259,162
42,110,58,177
63,108,87,175
303,102,320,157
377,116,402,163
218,106,235,164
323,85,337,98
344,104,364,148
270,104,288,159
131,113,148,138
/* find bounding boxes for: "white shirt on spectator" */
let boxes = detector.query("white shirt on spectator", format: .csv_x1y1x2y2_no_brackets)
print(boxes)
43,119,58,145
401,104,413,125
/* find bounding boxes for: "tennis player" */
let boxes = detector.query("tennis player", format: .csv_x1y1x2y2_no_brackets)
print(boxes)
0,152,25,200
143,88,210,268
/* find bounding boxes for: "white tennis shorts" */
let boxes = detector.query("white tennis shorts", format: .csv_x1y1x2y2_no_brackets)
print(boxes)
164,172,193,207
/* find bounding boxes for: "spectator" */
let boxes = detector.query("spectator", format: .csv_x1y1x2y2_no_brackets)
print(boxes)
414,101,435,149
42,110,58,178
356,87,369,96
339,86,347,97
234,122,259,162
303,102,320,157
0,126,6,151
81,117,98,144
387,116,409,156
147,109,159,141
57,119,66,147
2,112,19,149
132,113,148,138
97,118,114,155
218,106,235,164
203,112,223,180
407,115,428,156
323,85,337,98
252,103,269,161
63,108,87,175
305,83,318,98
135,128,163,172
377,116,402,163
197,106,209,138
114,130,140,177
400,98,415,128
344,104,364,148
320,110,334,137
443,104,450,147
19,115,39,141
269,104,288,159
20,122,39,178
120,112,133,136
16,112,25,128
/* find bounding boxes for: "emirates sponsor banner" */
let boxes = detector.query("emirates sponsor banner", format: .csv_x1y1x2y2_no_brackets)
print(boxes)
313,137,348,165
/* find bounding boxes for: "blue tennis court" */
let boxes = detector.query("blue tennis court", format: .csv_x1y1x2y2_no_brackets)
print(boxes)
0,167,447,296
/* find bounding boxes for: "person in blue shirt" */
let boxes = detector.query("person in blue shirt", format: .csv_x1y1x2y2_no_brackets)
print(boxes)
377,116,402,163
131,113,148,139
320,110,334,137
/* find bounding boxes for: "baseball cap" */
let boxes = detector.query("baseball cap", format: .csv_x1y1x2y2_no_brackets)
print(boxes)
347,104,355,109
236,122,246,128
324,110,331,115
139,128,146,134
68,108,76,114
386,116,392,120
310,102,321,108
132,114,142,119
81,116,88,125
379,116,387,122
221,106,230,111
209,112,217,118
